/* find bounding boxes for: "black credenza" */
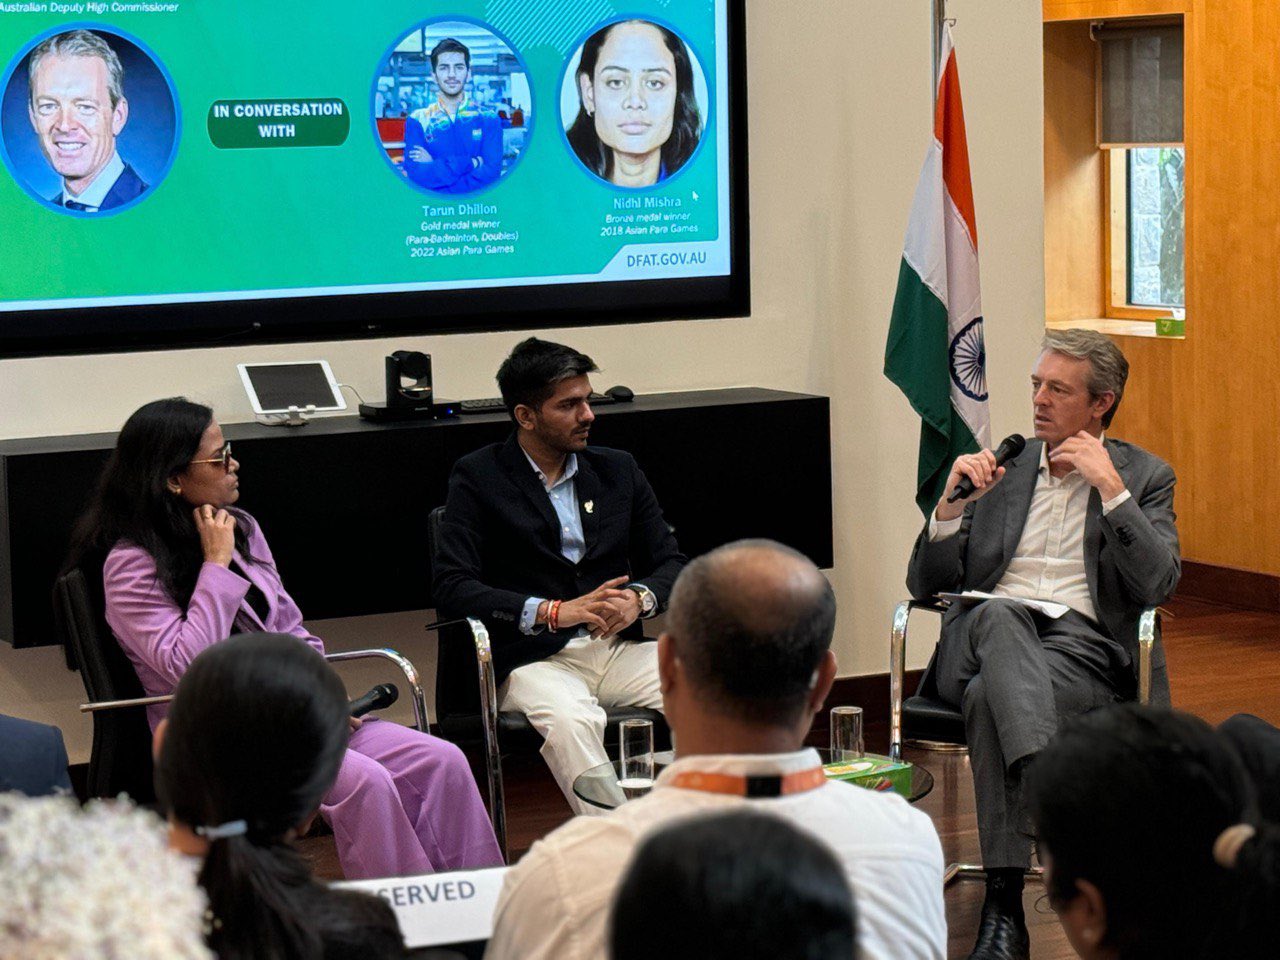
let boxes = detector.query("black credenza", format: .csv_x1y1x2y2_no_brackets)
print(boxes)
0,387,832,648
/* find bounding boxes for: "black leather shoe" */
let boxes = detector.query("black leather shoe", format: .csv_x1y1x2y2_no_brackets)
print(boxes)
966,898,1030,960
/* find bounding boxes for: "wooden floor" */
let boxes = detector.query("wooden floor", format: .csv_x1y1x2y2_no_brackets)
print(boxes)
304,597,1280,959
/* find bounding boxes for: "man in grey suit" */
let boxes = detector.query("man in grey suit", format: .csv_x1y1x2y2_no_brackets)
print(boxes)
906,328,1180,960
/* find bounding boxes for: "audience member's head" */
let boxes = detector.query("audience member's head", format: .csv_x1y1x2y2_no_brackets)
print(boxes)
609,810,857,960
659,539,837,746
1218,712,1280,823
0,794,212,959
155,632,402,960
1029,704,1280,960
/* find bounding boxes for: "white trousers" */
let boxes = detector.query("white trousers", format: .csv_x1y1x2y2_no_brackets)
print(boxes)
499,636,662,816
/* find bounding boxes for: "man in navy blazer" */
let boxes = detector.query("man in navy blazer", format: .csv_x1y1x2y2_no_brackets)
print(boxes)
435,338,686,812
27,30,150,213
0,714,72,796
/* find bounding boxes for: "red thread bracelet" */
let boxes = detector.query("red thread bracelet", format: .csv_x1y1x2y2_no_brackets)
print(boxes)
549,600,561,632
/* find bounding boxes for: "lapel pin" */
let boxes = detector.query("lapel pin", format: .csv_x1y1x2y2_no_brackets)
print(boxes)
584,500,594,514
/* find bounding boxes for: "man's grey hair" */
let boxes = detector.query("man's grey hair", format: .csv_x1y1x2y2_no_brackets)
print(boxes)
28,30,125,109
1041,328,1130,428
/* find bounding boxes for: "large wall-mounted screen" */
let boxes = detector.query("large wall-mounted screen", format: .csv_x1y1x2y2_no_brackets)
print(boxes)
0,0,748,357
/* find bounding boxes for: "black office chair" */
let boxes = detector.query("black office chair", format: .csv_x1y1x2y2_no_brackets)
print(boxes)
426,506,668,861
54,565,434,804
887,597,1161,884
54,566,156,802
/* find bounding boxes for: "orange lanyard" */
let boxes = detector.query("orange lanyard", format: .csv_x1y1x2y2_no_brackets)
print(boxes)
669,766,827,798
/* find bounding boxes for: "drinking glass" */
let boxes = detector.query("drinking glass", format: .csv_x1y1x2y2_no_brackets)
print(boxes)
618,719,655,797
829,706,865,761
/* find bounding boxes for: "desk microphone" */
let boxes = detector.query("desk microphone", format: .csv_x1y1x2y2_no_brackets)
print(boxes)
349,683,399,718
946,434,1026,503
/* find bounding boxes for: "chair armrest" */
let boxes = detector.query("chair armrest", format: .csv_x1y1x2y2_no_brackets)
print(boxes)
1137,607,1158,706
81,648,432,736
463,617,507,863
422,616,508,861
80,693,173,713
889,597,950,761
325,648,429,733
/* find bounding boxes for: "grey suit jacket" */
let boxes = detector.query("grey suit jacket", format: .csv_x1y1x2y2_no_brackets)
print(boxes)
906,437,1180,704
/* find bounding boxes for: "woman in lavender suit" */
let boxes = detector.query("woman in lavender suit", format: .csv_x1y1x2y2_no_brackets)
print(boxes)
70,398,503,880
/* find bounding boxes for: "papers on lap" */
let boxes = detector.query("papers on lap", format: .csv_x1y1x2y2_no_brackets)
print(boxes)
937,591,1070,620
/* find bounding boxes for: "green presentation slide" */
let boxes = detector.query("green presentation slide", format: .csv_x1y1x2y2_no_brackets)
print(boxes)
0,0,730,312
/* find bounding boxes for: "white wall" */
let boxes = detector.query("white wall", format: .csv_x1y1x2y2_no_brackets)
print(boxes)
0,0,1044,762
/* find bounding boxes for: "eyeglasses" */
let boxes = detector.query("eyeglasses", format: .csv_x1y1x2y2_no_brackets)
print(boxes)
189,442,233,472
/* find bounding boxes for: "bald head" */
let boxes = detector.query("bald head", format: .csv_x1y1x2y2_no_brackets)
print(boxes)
667,540,836,726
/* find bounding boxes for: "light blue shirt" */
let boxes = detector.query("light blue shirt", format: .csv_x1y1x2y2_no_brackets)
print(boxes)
519,451,585,635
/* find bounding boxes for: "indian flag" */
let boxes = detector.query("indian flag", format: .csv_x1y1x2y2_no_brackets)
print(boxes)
884,26,991,517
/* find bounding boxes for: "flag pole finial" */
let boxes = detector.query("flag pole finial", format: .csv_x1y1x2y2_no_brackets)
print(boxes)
932,0,947,106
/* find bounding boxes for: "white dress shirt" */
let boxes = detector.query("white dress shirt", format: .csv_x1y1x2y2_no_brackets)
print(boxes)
59,150,125,212
485,749,946,960
929,441,1131,622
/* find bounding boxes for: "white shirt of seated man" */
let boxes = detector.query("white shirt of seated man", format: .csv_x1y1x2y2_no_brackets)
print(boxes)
485,542,947,960
929,347,1132,622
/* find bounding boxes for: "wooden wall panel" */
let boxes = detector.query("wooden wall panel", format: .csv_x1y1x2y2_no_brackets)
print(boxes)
1043,0,1187,22
1048,0,1280,573
1043,21,1104,322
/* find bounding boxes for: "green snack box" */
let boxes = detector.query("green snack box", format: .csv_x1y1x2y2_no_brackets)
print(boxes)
823,753,913,798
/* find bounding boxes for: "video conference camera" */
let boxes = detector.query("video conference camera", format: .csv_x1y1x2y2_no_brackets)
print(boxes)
358,351,459,422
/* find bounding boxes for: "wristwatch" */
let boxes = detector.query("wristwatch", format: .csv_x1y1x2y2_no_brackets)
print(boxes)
625,583,658,618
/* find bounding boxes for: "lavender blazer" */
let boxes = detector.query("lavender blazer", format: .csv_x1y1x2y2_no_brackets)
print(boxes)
103,512,324,728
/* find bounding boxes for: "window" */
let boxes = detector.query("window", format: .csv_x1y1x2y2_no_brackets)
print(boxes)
1097,19,1186,319
1107,146,1185,311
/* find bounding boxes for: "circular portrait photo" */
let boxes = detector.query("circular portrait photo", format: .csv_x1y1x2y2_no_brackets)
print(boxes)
373,18,532,196
0,27,179,216
561,19,708,190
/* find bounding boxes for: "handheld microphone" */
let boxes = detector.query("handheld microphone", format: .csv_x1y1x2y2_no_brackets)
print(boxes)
349,683,399,718
946,434,1026,503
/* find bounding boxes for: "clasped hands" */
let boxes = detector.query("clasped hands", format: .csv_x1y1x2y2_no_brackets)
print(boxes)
935,431,1124,522
541,575,641,639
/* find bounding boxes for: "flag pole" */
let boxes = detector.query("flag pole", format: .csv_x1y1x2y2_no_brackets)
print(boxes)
931,0,946,105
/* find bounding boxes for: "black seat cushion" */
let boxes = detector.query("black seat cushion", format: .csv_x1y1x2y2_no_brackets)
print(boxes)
901,694,966,745
901,643,966,746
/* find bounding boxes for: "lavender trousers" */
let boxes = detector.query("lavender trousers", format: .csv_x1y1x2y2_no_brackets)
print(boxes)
323,718,503,879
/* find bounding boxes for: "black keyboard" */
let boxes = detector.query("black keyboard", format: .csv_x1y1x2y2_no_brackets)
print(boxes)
459,393,617,415
459,397,507,414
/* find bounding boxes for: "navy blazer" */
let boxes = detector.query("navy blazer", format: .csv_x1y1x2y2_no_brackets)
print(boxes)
434,433,686,683
0,714,71,796
57,161,149,211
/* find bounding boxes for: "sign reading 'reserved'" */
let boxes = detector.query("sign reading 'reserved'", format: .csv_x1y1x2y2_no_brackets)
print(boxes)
335,867,509,948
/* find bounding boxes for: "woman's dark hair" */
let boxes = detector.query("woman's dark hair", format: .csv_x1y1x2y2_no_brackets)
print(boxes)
566,19,703,183
156,633,403,960
1029,704,1280,960
65,397,252,608
609,810,856,960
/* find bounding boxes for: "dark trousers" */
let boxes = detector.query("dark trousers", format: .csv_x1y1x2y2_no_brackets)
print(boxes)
936,599,1129,867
